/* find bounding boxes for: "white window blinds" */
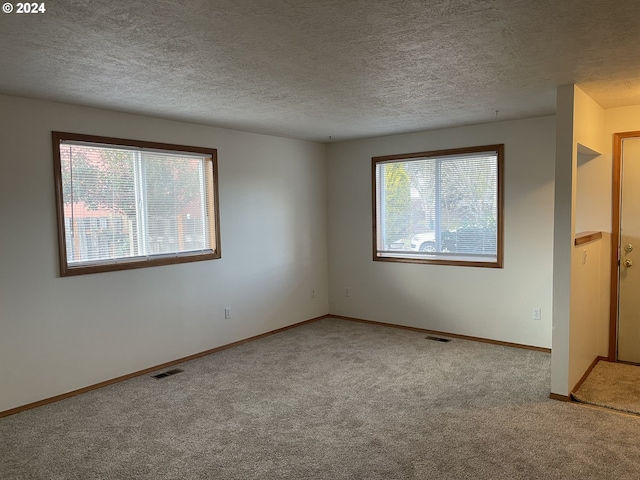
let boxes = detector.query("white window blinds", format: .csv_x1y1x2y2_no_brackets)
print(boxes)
374,145,502,267
59,141,215,266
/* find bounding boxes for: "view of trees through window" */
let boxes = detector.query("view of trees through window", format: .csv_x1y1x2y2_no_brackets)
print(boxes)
374,145,503,266
56,136,218,271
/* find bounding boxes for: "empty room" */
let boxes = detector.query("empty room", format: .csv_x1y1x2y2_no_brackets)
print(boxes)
2,1,640,478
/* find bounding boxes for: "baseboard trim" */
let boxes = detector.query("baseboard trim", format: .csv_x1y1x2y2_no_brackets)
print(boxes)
329,314,552,353
0,314,329,418
1,313,552,418
570,355,607,397
549,355,607,403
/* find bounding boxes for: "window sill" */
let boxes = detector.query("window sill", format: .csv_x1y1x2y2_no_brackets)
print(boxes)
62,250,219,276
375,251,501,268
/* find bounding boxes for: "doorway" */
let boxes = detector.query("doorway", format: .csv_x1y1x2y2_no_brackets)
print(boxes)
611,132,640,363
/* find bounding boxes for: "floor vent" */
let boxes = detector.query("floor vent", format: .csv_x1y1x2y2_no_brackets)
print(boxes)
152,368,184,379
425,336,452,343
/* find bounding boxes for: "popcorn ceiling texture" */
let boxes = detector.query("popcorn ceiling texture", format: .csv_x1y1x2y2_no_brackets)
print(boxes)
1,0,639,141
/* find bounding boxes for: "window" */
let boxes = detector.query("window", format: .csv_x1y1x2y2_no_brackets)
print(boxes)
53,132,221,276
372,144,503,268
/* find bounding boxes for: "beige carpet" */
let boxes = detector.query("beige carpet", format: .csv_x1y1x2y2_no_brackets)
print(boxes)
572,361,640,415
4,318,640,479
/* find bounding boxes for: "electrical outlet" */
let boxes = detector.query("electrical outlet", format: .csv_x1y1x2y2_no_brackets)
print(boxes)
311,289,315,298
345,288,350,297
532,308,541,321
224,307,231,319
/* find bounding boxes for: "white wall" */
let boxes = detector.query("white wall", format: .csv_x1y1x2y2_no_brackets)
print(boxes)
327,116,556,348
551,85,577,396
551,85,575,396
0,95,329,412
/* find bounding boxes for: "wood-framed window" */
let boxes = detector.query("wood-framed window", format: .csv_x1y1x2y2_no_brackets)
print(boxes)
372,144,504,268
52,132,221,276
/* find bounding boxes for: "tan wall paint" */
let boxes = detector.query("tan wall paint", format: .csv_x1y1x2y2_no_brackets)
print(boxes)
575,149,612,358
572,86,610,394
574,86,604,154
599,233,612,356
568,87,607,392
553,85,609,396
576,151,611,234
569,237,608,384
604,105,640,134
553,95,640,396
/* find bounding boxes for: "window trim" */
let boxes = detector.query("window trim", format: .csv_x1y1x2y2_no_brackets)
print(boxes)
371,144,504,268
52,131,221,276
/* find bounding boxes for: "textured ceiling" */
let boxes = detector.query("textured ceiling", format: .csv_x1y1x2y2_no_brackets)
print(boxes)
1,0,640,142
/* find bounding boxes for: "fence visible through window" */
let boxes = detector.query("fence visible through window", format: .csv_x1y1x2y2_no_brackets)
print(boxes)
53,132,221,276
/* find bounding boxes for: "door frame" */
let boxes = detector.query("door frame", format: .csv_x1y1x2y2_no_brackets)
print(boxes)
609,131,640,361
